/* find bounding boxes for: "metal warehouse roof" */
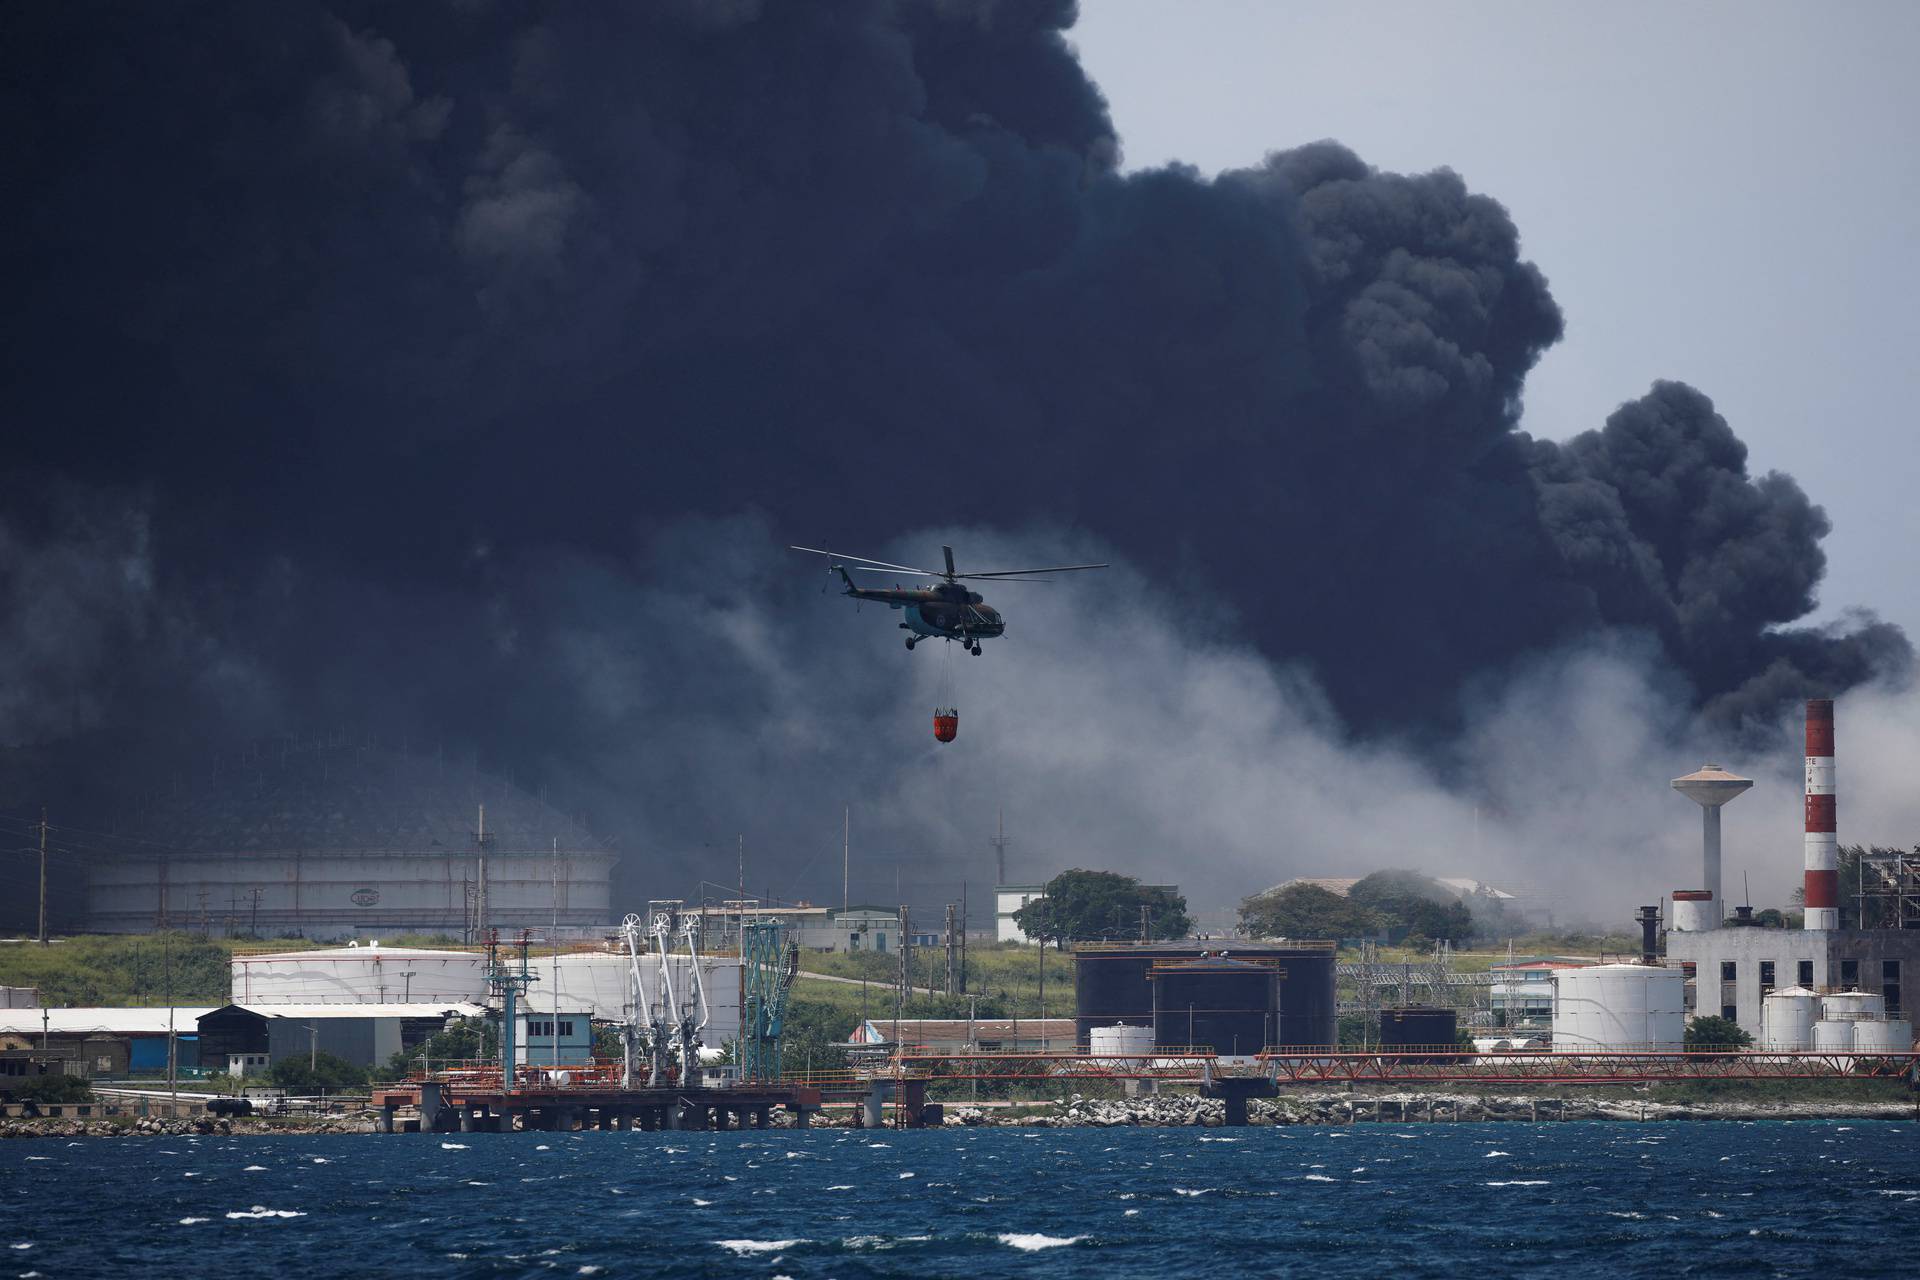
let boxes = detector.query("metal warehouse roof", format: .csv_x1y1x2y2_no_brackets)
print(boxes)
0,1007,218,1036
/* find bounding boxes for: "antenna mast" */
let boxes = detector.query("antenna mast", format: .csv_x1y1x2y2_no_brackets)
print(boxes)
989,806,1011,886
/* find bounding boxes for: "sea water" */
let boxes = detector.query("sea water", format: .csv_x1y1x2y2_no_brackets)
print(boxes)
2,1121,1916,1277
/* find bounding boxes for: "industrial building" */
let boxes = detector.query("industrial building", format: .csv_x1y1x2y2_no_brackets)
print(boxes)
1073,940,1337,1056
1662,701,1920,1050
226,940,746,1050
195,1002,487,1074
0,1006,213,1074
83,741,616,939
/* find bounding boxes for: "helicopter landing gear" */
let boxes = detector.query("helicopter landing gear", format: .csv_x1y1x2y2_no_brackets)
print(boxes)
969,643,982,656
905,636,918,650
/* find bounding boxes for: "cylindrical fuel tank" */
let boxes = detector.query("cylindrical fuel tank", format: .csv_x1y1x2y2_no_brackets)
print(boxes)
1074,942,1337,1052
1820,990,1886,1021
1760,987,1818,1051
1149,958,1278,1057
1812,1019,1855,1051
1849,1019,1914,1053
1551,963,1685,1051
1380,1006,1458,1054
1089,1023,1153,1067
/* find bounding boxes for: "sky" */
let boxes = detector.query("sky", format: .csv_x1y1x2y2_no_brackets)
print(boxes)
4,2,1917,928
1073,0,1920,637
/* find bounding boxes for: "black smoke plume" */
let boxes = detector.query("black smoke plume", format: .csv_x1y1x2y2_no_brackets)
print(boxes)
0,3,1905,912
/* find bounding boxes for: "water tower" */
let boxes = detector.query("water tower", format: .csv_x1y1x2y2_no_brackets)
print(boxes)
1671,764,1752,929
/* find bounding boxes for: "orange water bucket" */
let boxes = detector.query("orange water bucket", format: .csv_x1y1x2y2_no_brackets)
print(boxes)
933,707,959,743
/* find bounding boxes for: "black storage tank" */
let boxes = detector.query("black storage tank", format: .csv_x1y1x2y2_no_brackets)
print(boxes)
1379,1006,1458,1058
1149,957,1279,1056
1074,941,1337,1052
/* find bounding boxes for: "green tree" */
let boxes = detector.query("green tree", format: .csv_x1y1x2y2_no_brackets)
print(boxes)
1239,882,1376,941
14,1074,93,1104
268,1050,369,1094
1011,869,1191,946
1348,871,1474,945
1685,1015,1753,1053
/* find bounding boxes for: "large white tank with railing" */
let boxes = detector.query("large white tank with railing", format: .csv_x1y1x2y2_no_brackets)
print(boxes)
1811,1019,1856,1051
1849,1019,1914,1054
1760,987,1818,1051
1820,990,1886,1021
1551,963,1685,1051
1090,1023,1154,1064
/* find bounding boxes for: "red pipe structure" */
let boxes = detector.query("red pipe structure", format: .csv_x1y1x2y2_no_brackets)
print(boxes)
1804,698,1838,930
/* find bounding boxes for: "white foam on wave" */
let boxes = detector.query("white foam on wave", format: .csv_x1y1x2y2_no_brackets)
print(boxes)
715,1239,806,1255
1301,1174,1337,1183
178,1218,210,1226
1124,1209,1140,1217
691,1198,712,1207
1172,1188,1211,1197
440,1143,468,1150
1485,1150,1511,1157
226,1207,307,1220
998,1234,1086,1251
1486,1181,1549,1187
898,1172,915,1179
825,1185,854,1191
243,1165,267,1172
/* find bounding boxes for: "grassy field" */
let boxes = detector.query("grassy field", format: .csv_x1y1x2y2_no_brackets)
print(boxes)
0,933,466,1006
797,941,1077,1018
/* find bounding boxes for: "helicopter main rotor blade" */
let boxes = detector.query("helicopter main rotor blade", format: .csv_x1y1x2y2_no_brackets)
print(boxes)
959,562,1109,578
843,565,937,577
788,545,940,576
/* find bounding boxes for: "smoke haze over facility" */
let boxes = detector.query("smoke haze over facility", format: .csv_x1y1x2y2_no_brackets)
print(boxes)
1,2,1911,922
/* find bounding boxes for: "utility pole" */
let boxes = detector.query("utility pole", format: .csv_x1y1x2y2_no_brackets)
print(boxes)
989,807,1011,887
1036,934,1045,1048
959,881,968,995
1140,902,1151,942
737,834,745,905
37,808,48,946
473,804,492,941
248,887,262,937
843,805,850,914
944,903,957,996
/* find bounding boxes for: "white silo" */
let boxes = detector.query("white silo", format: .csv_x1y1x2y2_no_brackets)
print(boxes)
1850,1019,1914,1053
1760,987,1818,1051
1820,990,1887,1021
1090,1023,1153,1062
1552,964,1686,1051
1812,1020,1855,1051
1670,765,1753,929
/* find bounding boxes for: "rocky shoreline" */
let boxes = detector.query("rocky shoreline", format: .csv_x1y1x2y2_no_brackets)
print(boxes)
4,1091,1913,1138
940,1090,1920,1127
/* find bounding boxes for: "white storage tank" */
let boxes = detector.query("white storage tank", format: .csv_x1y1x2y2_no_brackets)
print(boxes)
1090,1023,1154,1062
1551,963,1686,1051
1820,990,1886,1021
231,945,488,1005
1760,986,1818,1051
1849,1019,1914,1054
1811,1019,1856,1051
1669,890,1717,933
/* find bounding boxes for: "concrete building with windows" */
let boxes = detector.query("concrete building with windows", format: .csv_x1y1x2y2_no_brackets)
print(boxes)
1664,926,1919,1039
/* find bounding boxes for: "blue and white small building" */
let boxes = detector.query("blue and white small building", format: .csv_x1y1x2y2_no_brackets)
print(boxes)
513,1007,595,1067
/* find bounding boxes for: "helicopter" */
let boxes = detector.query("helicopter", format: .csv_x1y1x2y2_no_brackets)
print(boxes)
790,544,1108,653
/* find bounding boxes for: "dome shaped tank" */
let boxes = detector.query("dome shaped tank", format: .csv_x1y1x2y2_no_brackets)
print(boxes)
1850,1019,1914,1054
1812,1019,1855,1051
1760,987,1818,1051
1820,990,1886,1021
1551,963,1686,1052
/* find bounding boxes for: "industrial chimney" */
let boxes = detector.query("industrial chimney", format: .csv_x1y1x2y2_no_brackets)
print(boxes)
1804,698,1838,931
1671,764,1753,929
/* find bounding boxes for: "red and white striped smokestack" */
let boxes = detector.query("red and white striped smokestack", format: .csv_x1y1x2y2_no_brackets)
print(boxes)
1804,698,1838,931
